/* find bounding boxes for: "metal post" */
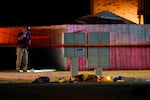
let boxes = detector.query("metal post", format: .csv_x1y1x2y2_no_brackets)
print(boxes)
94,66,102,76
71,57,78,76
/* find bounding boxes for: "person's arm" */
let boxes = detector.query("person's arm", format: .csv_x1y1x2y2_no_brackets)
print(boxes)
26,31,31,46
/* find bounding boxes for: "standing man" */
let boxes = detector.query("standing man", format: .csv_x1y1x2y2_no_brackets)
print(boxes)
16,26,31,72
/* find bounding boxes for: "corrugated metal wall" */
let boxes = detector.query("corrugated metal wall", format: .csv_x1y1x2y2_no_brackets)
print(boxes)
0,27,22,46
138,0,150,15
1,25,150,70
66,24,150,70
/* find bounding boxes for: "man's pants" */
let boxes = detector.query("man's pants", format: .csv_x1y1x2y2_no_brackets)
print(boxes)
16,47,28,71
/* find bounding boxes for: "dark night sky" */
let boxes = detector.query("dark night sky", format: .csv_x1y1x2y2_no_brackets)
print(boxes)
0,0,91,26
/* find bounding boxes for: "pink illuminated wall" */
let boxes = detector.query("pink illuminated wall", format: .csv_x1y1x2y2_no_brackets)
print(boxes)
1,25,150,70
66,24,150,70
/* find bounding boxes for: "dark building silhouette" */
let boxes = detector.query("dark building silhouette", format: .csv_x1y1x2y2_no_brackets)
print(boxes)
138,0,150,24
0,0,91,26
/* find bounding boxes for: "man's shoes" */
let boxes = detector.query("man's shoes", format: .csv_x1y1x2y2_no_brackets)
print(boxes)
16,70,27,72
